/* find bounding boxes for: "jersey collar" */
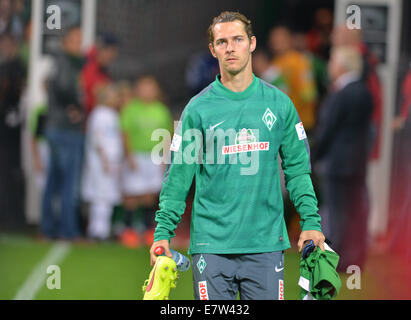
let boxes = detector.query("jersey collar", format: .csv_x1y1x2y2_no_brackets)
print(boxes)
213,73,259,100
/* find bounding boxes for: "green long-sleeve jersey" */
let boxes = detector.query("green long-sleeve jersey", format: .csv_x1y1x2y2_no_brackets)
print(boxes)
154,74,321,254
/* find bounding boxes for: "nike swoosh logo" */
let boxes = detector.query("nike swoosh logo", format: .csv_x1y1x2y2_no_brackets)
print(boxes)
275,266,284,272
209,120,225,130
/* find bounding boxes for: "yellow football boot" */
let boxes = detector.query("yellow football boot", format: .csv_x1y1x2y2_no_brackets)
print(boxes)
142,256,178,300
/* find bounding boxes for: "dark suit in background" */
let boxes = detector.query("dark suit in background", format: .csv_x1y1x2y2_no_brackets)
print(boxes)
313,77,373,271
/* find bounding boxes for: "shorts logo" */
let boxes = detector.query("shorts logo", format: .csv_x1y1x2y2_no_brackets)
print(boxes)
295,122,307,140
197,255,207,274
262,107,277,131
222,129,270,155
275,256,284,272
278,279,284,300
198,281,209,300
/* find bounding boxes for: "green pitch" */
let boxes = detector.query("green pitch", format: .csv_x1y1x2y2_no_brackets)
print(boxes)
0,234,388,300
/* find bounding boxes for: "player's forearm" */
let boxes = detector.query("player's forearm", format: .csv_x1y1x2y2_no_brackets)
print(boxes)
154,208,183,241
153,160,196,242
286,173,322,232
153,191,189,241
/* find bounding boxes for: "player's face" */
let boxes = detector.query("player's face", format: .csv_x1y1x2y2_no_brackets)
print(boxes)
209,21,256,76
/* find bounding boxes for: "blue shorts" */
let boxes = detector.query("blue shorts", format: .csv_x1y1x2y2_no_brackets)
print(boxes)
192,251,284,300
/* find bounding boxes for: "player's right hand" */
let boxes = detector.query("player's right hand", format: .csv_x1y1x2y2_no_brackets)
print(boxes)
150,240,172,266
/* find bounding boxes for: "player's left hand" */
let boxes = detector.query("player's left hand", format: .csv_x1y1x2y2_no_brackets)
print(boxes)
298,230,325,252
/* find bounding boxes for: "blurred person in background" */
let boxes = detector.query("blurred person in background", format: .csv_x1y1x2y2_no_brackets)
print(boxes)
185,46,219,96
119,75,173,247
313,46,373,271
292,29,329,106
82,83,123,241
41,26,85,241
81,33,119,116
252,48,288,94
0,0,29,43
0,32,26,228
305,8,333,61
268,25,318,135
331,24,382,161
0,0,31,69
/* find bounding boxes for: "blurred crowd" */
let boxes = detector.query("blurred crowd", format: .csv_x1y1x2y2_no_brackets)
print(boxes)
1,4,410,264
30,26,174,248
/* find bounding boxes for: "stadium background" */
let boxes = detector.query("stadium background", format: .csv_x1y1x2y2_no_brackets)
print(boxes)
0,0,411,300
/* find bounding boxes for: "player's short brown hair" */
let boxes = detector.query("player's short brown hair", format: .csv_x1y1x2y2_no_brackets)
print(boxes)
207,11,254,45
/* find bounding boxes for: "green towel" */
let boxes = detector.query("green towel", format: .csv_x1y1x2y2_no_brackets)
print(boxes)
299,243,342,300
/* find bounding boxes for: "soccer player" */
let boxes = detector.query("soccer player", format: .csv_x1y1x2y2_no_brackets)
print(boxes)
150,11,325,300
